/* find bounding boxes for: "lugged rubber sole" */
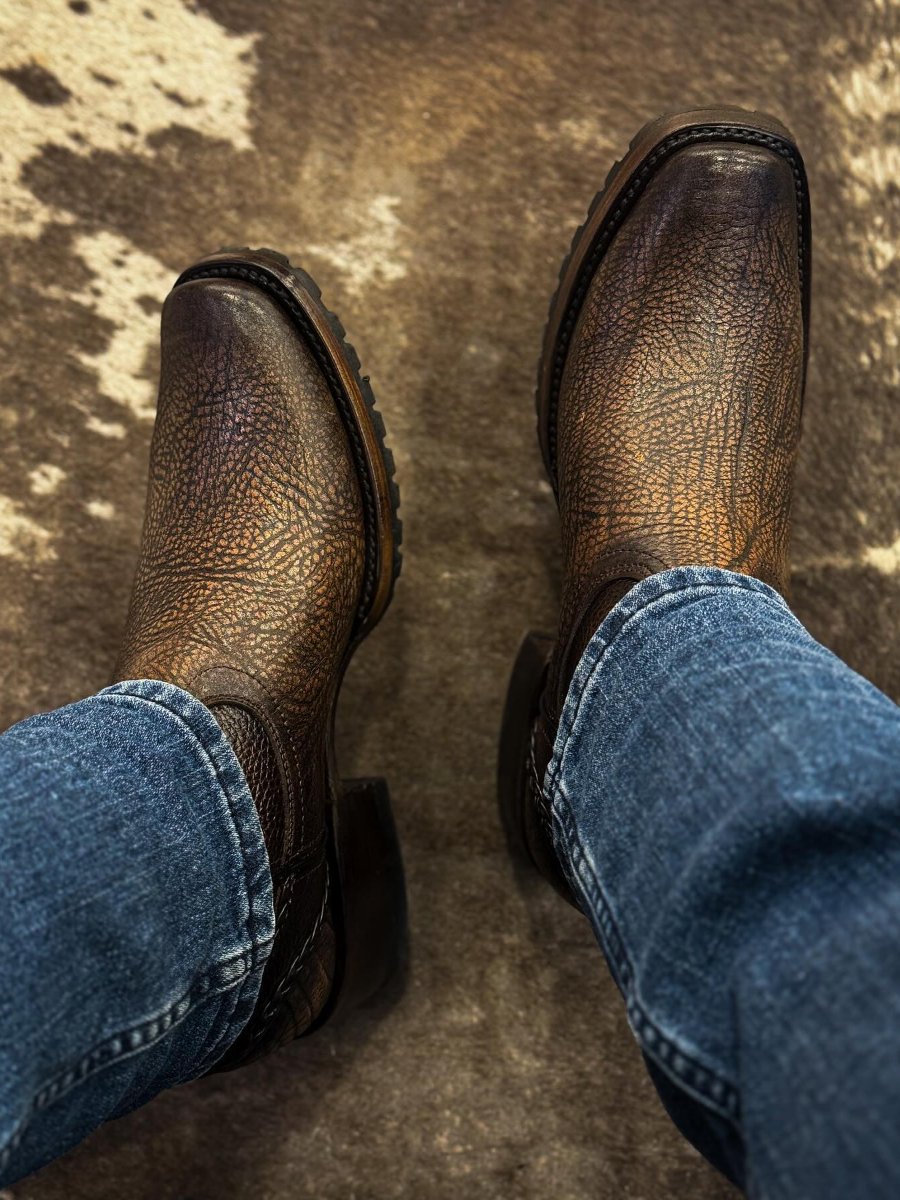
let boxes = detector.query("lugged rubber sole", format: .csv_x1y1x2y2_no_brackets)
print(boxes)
536,106,811,491
175,247,402,639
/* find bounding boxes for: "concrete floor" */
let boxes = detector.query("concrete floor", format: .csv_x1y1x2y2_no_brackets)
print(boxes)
0,0,897,1195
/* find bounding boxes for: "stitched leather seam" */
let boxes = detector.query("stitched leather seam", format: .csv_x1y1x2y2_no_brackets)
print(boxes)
274,839,327,887
246,861,332,1044
177,263,378,630
528,724,555,843
192,666,305,856
545,125,808,479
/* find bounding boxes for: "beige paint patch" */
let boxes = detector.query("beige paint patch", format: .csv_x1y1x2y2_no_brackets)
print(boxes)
28,463,65,496
69,231,172,420
0,494,56,562
85,499,115,520
0,0,258,235
307,195,408,295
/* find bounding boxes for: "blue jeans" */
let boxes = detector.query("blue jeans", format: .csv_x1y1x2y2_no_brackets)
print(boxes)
3,570,900,1195
548,567,900,1199
0,680,273,1185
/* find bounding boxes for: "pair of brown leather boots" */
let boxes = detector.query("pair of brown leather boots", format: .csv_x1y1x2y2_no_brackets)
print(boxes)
115,108,809,1070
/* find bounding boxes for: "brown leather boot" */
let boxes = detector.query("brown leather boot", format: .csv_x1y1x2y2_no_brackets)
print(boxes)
499,108,810,902
116,249,406,1069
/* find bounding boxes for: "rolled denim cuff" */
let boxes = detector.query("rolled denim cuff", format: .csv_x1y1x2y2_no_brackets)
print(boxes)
98,679,275,1073
0,679,274,1182
547,565,790,799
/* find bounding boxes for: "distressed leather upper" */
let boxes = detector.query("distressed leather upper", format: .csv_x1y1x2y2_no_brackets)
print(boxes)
529,141,807,897
116,277,366,1063
555,143,805,682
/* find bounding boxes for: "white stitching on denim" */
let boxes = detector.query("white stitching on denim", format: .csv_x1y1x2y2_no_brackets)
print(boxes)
546,576,791,792
551,793,741,1122
0,684,276,1173
541,576,776,1124
547,568,801,1113
0,944,267,1173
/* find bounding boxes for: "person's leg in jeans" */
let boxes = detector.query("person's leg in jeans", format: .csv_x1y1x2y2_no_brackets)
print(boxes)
0,250,405,1185
549,568,900,1200
500,108,900,1198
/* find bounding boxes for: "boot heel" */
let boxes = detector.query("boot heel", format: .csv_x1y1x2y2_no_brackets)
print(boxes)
327,777,407,1017
497,631,555,862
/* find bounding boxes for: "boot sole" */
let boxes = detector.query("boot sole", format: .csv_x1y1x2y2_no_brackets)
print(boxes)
175,250,406,1059
535,106,811,490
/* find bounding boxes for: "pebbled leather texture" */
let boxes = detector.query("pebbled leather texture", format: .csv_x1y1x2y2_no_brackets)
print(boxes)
116,275,366,1067
210,703,288,864
527,135,809,897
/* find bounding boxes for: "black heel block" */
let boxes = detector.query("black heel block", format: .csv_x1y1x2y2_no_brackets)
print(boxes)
497,631,555,862
325,777,407,1020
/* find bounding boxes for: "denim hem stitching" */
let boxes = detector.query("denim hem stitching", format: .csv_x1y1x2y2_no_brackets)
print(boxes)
0,684,276,1176
543,573,765,1123
94,687,275,1064
193,939,265,1075
552,794,741,1124
0,942,270,1173
97,686,272,942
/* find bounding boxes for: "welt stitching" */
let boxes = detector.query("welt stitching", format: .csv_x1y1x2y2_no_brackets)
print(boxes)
546,126,807,476
178,263,378,627
551,794,741,1123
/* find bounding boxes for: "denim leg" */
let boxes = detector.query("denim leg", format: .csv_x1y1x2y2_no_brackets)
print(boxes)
0,679,274,1184
547,567,900,1200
